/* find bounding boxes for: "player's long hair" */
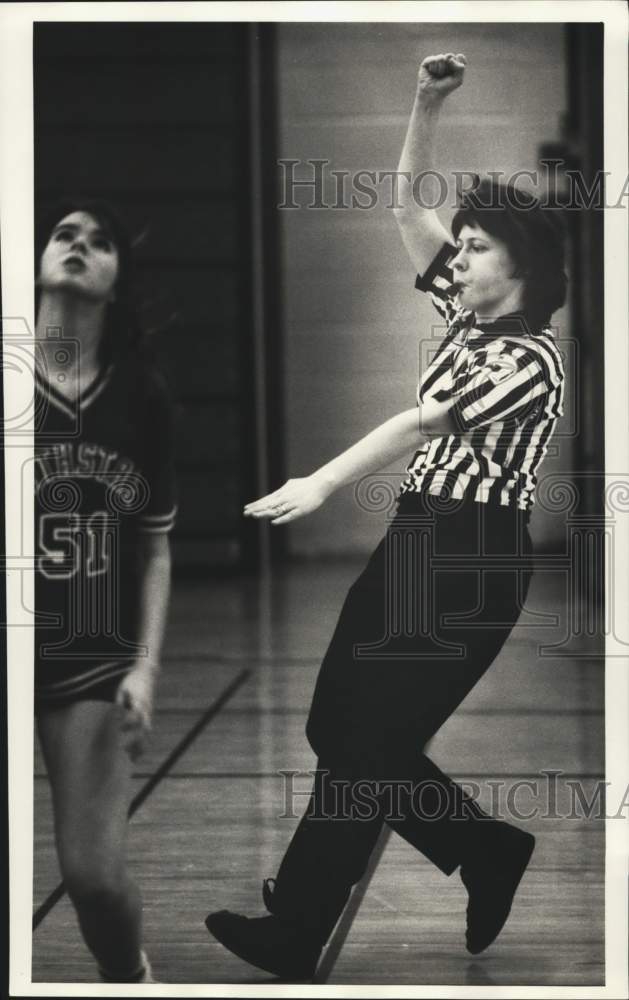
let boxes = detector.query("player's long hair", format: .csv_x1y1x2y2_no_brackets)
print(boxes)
451,178,567,332
35,197,146,367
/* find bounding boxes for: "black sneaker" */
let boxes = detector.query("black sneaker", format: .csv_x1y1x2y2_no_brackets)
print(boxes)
461,826,536,954
205,910,321,980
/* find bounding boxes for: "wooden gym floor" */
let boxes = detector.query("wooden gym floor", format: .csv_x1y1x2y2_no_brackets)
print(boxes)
32,559,604,987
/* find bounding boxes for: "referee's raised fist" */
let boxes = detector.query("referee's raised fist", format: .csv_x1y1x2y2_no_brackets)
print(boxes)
418,52,467,99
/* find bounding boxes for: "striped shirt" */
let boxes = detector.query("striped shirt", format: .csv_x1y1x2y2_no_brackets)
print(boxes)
399,242,565,511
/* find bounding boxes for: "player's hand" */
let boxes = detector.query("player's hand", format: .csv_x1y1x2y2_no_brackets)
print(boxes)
244,473,333,524
418,52,467,100
116,664,156,760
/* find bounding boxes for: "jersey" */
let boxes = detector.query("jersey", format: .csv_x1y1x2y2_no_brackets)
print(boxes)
399,242,566,511
34,359,177,702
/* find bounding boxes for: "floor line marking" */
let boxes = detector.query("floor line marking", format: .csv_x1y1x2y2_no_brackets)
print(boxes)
313,825,392,984
32,668,251,932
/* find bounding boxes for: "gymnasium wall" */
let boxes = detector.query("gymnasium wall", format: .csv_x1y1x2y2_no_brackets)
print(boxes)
276,23,572,556
34,23,255,572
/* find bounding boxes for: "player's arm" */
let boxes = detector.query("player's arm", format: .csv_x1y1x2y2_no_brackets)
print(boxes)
394,52,467,274
134,532,172,673
244,399,456,524
117,532,172,758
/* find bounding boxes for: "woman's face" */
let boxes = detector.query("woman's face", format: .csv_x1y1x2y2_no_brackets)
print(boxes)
38,210,120,303
450,223,523,318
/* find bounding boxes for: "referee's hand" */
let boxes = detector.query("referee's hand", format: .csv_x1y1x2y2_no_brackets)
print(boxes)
418,52,467,99
244,473,332,525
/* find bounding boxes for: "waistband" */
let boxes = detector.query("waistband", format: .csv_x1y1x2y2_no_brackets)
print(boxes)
396,490,531,524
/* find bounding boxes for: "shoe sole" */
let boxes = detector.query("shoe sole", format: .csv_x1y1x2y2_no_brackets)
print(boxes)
205,913,318,981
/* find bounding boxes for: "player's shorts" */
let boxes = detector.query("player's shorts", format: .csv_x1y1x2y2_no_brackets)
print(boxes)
34,566,141,710
34,657,135,711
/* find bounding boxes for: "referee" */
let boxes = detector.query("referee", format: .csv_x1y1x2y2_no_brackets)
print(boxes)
206,52,567,979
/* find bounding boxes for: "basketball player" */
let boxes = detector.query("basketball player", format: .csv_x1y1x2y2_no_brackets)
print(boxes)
34,199,176,983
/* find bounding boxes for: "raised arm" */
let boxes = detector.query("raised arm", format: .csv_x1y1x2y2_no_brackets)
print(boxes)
394,52,467,274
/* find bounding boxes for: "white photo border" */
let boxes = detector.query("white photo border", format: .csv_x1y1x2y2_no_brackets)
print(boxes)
1,2,627,997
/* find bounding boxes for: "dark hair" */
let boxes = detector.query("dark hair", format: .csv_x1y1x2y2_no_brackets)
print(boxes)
451,178,568,331
35,196,146,365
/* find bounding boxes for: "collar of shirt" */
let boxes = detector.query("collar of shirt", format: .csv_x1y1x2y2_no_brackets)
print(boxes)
453,310,539,345
469,312,534,338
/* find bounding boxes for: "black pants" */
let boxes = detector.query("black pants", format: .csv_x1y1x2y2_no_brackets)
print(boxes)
269,494,534,942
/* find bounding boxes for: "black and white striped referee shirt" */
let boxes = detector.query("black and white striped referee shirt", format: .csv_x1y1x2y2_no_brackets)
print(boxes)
400,242,565,512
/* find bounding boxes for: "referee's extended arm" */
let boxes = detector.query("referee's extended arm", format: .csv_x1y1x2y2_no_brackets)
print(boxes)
244,400,456,525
